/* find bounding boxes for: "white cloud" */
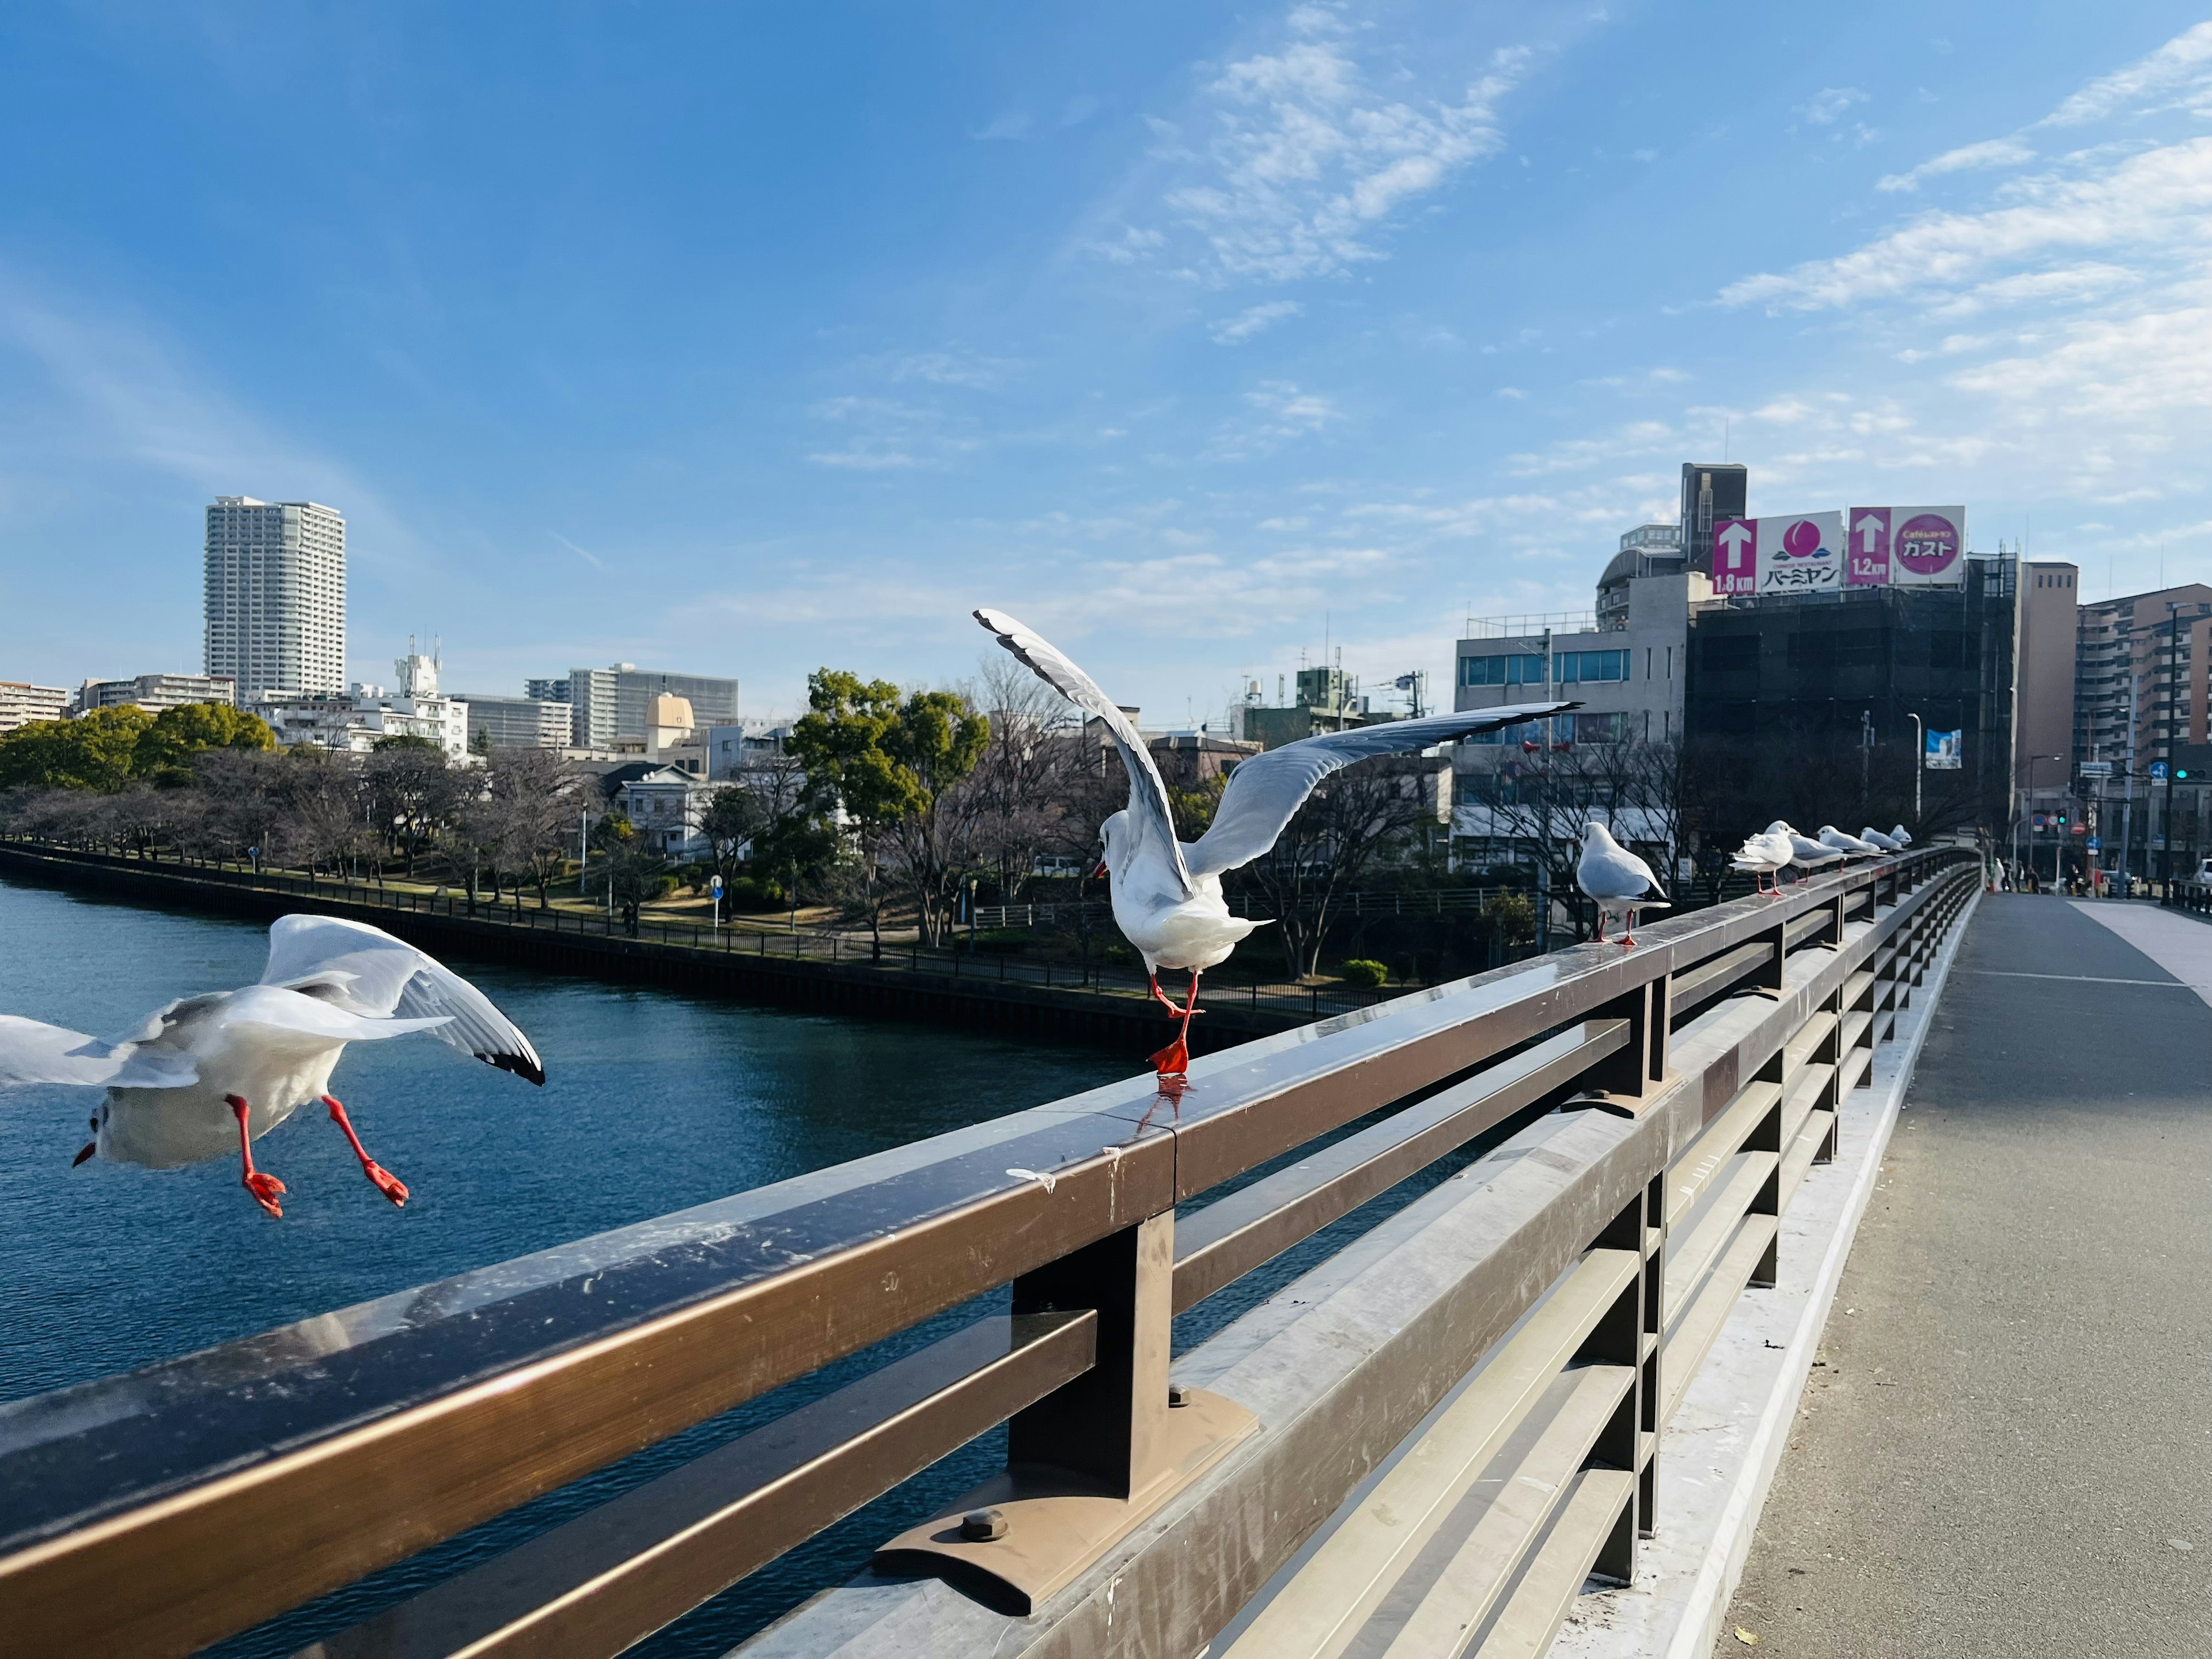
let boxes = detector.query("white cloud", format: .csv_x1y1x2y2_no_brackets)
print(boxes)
1128,10,1527,285
1243,379,1338,436
1800,86,1868,125
1877,137,2036,192
2040,20,2212,126
1208,299,1303,343
1722,137,2212,312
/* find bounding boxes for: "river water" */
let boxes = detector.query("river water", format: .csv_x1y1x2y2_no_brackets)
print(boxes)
0,875,1130,1656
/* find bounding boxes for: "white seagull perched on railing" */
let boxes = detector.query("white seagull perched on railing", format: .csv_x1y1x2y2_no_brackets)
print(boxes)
1819,825,1887,859
976,608,1575,1078
0,915,543,1218
1769,821,1845,882
1731,828,1794,897
1859,826,1903,851
1888,823,1913,847
1575,821,1669,949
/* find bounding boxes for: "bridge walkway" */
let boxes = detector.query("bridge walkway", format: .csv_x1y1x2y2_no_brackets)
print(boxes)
1719,895,2212,1655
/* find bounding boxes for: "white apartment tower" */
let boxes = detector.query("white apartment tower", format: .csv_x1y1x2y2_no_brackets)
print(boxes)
203,497,346,696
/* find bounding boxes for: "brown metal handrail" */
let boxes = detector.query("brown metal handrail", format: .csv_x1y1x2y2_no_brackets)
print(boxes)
0,844,1980,1658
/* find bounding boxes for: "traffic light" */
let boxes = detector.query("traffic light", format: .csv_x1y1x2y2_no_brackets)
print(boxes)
2179,768,2193,781
2055,812,2068,825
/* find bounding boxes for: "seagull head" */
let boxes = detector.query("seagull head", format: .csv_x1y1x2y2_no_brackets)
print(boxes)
1582,820,1616,850
1766,820,1796,837
1096,810,1128,880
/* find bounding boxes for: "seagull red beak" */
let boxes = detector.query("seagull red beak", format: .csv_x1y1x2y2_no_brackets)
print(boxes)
1092,861,1109,881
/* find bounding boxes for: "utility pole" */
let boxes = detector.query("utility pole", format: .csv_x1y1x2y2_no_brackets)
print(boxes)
1860,708,1873,817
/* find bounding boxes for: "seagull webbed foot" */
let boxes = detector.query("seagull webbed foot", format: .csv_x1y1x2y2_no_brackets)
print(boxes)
243,1169,287,1219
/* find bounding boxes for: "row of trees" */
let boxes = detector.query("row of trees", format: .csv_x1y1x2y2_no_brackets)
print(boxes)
2,665,1471,979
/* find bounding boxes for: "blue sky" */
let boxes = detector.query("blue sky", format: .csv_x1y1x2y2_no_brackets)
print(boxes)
3,4,2210,725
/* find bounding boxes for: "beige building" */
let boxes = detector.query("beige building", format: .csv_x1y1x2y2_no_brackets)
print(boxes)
74,673,237,715
0,681,69,732
203,497,347,696
2014,562,2080,813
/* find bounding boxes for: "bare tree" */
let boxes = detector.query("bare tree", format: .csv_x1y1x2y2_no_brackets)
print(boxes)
969,654,1075,907
479,747,579,907
1240,756,1444,980
363,743,464,875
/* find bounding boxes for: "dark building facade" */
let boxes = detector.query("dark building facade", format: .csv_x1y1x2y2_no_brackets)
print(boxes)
1679,463,1747,579
1684,555,2016,848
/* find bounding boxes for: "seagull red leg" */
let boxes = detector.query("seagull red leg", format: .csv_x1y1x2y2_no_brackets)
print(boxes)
321,1094,409,1207
1146,973,1184,1015
1150,968,1201,1079
226,1093,286,1219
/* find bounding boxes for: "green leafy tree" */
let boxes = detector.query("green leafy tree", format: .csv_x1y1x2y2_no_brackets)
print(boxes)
0,707,154,791
789,669,990,951
134,702,274,786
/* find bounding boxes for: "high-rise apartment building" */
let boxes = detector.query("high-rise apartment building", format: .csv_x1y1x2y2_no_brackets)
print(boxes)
203,497,346,697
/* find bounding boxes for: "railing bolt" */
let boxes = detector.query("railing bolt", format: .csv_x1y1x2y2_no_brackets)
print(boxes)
960,1507,1009,1541
1167,1382,1190,1408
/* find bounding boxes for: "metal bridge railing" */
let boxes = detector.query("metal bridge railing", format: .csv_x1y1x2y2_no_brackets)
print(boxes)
0,846,1979,1659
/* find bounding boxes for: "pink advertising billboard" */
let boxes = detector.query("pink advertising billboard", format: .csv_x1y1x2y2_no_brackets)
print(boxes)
1844,506,1967,586
1713,517,1756,594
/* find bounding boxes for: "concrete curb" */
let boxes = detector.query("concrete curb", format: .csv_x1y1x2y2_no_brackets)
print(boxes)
1550,888,1981,1659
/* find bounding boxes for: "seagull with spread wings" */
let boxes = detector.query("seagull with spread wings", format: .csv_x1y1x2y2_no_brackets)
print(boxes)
0,915,543,1217
976,608,1576,1077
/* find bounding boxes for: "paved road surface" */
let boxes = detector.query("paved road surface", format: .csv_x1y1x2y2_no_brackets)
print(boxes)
1718,895,2212,1656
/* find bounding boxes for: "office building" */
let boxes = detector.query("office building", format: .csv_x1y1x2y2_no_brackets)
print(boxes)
563,664,740,749
1683,555,2018,844
459,694,573,751
524,677,572,704
203,497,346,697
1232,666,1388,749
1678,464,1747,579
0,681,70,732
74,673,237,715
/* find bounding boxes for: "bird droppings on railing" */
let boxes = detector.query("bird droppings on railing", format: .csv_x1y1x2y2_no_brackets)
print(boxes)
1006,1168,1058,1194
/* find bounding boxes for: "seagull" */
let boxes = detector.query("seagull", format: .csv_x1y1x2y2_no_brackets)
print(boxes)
0,915,543,1218
976,608,1575,1077
1859,826,1902,851
1577,822,1670,948
1819,825,1886,859
1889,824,1913,847
1768,821,1844,882
1730,829,1794,897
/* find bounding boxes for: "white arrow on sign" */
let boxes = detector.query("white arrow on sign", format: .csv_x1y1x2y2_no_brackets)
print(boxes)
1854,513,1885,552
1718,522,1753,556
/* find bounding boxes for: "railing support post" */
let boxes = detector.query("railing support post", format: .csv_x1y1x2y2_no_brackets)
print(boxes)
1007,1210,1175,1499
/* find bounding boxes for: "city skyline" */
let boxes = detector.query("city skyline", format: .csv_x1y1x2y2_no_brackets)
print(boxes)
2,6,2210,719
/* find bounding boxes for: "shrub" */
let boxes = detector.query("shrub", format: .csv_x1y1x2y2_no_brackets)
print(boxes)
1480,891,1537,946
728,876,787,911
1340,958,1389,989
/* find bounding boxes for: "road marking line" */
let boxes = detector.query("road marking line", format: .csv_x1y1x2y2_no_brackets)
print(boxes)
1964,969,2191,987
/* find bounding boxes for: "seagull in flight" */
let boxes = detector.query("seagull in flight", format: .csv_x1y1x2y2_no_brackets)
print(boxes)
1576,821,1670,948
976,608,1574,1077
0,915,543,1217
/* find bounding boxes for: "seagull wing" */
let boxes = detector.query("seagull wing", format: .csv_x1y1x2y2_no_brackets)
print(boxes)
1581,837,1664,899
1185,702,1577,879
260,915,546,1084
222,984,455,1056
974,607,1192,898
0,1014,198,1089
